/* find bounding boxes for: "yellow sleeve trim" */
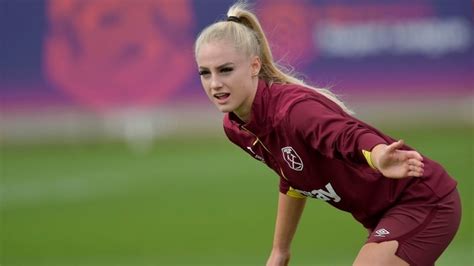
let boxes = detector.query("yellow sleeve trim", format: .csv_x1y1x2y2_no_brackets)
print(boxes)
362,149,377,170
286,187,306,199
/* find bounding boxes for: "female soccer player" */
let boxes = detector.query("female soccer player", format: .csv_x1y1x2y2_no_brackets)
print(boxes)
194,2,461,265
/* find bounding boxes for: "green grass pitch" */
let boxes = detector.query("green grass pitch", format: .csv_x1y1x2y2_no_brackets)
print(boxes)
1,125,472,265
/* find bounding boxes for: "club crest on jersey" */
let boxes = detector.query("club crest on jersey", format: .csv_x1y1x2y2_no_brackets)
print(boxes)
281,146,303,171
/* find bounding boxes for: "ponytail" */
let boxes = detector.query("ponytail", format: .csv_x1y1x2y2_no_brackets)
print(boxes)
195,1,353,114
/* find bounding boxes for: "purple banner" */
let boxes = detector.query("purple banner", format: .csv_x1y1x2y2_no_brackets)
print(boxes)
1,0,473,112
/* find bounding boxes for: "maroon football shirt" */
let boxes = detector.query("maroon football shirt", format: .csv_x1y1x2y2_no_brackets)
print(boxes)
223,80,457,228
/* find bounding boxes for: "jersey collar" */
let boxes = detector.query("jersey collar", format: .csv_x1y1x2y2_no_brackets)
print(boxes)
228,79,273,136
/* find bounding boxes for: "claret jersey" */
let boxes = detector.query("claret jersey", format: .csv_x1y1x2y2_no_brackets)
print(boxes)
223,80,457,228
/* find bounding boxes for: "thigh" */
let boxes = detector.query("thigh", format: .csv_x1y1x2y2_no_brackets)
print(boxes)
362,188,461,266
353,240,409,266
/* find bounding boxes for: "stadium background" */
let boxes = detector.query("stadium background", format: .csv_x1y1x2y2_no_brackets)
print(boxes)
1,0,473,265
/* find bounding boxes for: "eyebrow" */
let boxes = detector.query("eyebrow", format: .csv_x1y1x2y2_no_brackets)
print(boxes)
199,62,235,70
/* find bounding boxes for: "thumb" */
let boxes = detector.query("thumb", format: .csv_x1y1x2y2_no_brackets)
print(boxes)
387,140,404,152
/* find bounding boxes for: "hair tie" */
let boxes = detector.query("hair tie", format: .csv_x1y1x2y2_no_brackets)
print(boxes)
227,16,241,23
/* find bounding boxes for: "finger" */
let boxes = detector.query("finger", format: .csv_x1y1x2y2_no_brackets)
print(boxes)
387,140,404,152
407,171,422,177
408,158,424,168
408,165,424,177
408,164,424,172
408,169,424,177
400,150,423,162
407,150,423,161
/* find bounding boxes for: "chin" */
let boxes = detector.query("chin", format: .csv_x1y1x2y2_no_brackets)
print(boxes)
217,107,233,113
216,105,234,114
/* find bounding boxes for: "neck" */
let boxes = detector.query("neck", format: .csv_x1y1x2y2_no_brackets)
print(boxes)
233,100,252,123
233,78,259,123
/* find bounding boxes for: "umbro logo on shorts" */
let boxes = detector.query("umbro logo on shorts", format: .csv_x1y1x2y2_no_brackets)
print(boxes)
374,228,390,237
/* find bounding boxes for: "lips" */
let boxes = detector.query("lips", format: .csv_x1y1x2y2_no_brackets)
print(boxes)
213,92,230,104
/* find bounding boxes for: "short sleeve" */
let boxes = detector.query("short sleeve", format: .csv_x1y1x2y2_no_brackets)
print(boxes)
279,177,306,199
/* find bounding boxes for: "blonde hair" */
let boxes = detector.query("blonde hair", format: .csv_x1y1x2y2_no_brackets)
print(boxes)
194,1,353,114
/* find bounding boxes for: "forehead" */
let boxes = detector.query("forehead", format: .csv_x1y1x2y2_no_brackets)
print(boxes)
196,40,248,68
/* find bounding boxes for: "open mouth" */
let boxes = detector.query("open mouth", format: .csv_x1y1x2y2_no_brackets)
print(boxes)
214,92,230,101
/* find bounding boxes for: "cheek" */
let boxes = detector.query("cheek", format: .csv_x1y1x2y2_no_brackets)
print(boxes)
200,79,213,98
199,78,208,90
241,70,254,86
236,74,253,91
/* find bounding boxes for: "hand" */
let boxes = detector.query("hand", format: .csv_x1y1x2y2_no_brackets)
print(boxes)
266,249,290,266
371,140,424,179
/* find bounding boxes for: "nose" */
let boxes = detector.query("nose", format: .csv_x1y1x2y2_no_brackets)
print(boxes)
210,75,223,90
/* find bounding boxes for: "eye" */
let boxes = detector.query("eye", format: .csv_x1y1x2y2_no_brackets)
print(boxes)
199,70,210,76
220,67,233,73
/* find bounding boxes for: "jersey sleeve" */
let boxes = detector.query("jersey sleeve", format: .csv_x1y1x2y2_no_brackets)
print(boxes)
287,99,387,165
279,177,306,198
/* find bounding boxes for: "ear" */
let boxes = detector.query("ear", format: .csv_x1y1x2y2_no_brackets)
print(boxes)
250,55,261,77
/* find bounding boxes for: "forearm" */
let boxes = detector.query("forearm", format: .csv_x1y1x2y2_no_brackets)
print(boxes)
271,192,307,252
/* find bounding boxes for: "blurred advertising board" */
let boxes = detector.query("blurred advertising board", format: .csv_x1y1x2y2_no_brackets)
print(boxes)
1,0,472,112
